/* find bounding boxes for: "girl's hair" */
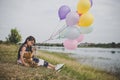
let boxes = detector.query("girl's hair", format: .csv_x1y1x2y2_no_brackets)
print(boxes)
17,36,36,60
23,36,36,45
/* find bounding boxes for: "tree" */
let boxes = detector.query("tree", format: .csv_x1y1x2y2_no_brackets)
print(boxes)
6,28,22,44
0,40,3,44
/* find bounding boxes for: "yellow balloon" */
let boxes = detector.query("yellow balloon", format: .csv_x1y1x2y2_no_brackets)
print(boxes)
78,12,94,27
77,0,91,14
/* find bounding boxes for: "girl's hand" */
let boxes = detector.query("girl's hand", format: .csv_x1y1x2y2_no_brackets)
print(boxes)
24,63,29,67
32,46,36,52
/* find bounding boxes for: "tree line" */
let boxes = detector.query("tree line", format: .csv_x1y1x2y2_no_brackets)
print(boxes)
0,28,120,48
35,42,120,48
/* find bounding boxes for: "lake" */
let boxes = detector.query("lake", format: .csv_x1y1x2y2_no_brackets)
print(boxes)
38,46,120,73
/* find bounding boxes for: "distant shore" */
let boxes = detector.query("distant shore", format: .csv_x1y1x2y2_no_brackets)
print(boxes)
35,42,120,48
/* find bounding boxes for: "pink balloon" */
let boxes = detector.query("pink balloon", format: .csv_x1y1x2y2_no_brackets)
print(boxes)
76,34,84,43
63,39,78,50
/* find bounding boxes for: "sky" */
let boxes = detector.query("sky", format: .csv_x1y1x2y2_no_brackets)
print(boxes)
0,0,120,43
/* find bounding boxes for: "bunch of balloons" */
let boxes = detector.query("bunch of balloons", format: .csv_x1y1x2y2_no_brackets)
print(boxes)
58,0,94,50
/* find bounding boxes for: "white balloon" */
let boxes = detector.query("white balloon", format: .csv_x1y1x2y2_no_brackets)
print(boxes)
79,27,93,34
64,26,80,40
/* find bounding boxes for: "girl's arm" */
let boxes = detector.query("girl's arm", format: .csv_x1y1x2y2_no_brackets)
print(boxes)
20,47,29,66
31,46,36,57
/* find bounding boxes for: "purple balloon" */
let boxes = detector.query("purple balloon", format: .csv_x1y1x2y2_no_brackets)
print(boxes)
90,0,93,7
66,12,79,26
58,5,71,20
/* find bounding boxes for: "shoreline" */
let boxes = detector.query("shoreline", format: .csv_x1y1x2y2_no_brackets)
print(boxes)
38,47,120,73
37,50,119,80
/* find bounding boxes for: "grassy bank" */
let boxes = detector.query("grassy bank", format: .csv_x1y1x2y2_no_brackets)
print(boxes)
0,44,119,80
38,50,119,80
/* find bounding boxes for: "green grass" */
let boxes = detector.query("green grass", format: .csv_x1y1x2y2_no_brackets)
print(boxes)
37,50,119,80
0,44,119,80
0,44,72,80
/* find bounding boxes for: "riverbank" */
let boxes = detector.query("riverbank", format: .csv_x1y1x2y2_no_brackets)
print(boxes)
0,44,119,80
39,46,120,73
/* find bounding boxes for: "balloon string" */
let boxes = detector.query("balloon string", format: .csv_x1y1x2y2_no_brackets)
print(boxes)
41,25,67,43
41,38,52,43
50,25,67,38
40,21,61,43
49,20,62,39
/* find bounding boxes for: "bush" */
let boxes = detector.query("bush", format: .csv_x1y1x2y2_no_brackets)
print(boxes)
6,28,21,44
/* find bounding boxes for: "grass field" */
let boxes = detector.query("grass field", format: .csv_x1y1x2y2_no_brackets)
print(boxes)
0,44,119,80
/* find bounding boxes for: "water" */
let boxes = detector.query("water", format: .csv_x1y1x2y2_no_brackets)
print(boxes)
38,46,120,73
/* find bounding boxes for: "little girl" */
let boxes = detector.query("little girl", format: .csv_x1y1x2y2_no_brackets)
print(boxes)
17,36,64,71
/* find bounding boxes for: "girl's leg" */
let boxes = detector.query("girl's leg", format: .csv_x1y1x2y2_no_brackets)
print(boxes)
44,61,64,71
43,61,55,70
47,63,55,70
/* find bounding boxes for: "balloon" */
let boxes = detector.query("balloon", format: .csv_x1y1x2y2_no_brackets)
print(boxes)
90,0,93,7
75,34,84,43
66,12,80,26
78,12,94,27
77,0,91,14
79,27,93,34
63,39,78,50
58,5,71,20
64,26,80,40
